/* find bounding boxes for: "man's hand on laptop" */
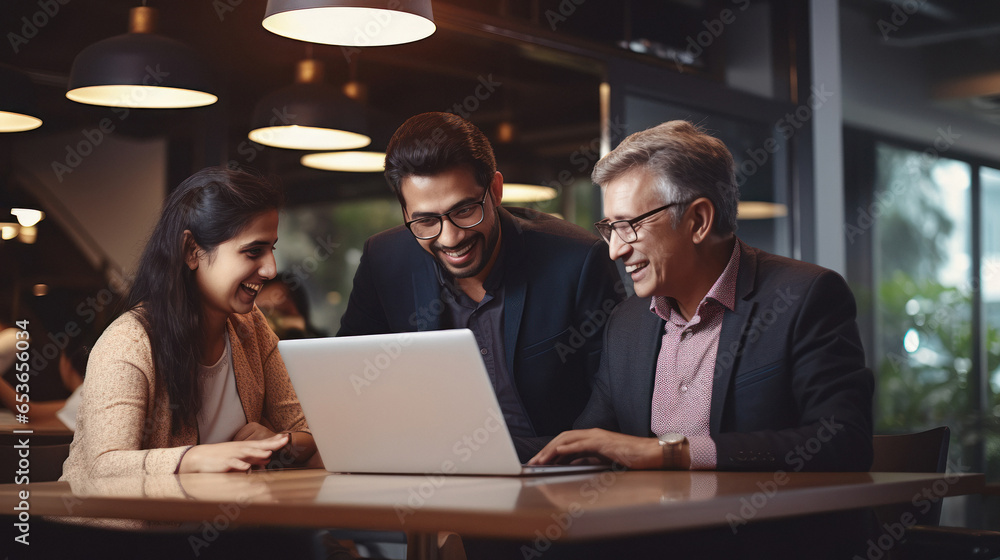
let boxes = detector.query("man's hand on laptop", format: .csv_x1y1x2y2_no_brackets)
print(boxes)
528,428,663,470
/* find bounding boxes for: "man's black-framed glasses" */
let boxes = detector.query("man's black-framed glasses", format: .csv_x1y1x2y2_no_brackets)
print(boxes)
594,201,685,244
405,189,491,240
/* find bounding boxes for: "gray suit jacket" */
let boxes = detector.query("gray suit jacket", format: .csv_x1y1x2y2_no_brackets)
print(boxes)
574,242,874,471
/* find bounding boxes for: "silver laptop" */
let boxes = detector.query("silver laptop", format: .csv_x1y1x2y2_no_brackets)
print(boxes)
279,329,606,476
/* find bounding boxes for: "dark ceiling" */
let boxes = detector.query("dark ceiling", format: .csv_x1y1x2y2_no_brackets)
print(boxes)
841,0,1000,119
841,0,1000,49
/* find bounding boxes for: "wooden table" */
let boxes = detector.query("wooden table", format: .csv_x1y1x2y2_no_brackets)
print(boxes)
0,468,984,558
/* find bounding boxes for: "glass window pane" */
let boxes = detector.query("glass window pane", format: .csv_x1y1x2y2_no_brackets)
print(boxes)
873,143,972,463
981,166,1000,481
275,200,401,334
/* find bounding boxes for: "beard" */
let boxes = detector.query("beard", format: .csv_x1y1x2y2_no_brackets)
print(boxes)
432,210,501,279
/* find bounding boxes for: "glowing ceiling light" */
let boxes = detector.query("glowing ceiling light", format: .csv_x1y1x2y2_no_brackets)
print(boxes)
66,7,216,109
248,59,370,151
737,201,788,220
503,183,558,203
301,151,385,172
11,208,44,227
262,0,435,46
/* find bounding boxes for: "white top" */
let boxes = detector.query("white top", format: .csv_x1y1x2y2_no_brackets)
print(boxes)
56,386,83,430
197,334,247,444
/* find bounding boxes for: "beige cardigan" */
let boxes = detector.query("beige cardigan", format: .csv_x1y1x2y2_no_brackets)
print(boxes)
61,307,309,479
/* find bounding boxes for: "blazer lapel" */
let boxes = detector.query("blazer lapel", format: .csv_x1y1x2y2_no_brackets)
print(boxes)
710,242,759,434
411,254,442,331
498,209,525,375
634,307,663,435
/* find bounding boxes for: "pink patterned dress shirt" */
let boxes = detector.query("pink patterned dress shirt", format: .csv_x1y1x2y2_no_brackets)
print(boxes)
649,240,741,469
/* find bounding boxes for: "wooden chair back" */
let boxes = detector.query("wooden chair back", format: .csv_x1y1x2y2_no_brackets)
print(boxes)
871,426,950,526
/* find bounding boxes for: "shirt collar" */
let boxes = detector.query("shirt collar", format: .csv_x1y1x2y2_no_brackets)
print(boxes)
704,238,741,311
649,238,742,323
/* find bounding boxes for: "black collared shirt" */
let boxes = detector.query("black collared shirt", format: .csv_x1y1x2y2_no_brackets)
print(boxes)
434,244,536,437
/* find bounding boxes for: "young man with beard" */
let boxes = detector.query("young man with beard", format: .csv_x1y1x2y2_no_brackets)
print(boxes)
337,112,625,458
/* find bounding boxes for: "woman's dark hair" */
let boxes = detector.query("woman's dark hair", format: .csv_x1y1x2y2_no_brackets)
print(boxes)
384,112,496,207
121,166,283,433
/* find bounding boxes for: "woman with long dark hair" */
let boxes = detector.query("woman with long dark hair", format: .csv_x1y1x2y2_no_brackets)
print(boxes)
62,167,318,477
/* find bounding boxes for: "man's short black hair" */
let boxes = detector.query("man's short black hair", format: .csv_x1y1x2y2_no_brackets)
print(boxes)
384,112,496,206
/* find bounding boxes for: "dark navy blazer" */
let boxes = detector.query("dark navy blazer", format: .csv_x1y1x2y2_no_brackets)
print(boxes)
338,206,626,438
574,243,875,471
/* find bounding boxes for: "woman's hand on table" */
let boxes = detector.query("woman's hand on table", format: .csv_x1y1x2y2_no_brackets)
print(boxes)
178,433,288,473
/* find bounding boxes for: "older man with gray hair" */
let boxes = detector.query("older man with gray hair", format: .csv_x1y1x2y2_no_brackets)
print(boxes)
532,120,874,474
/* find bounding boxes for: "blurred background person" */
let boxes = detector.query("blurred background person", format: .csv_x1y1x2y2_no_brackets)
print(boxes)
0,337,89,430
256,277,326,340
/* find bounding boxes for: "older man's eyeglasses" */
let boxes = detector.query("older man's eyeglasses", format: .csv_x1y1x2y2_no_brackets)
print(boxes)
405,190,490,240
594,201,686,244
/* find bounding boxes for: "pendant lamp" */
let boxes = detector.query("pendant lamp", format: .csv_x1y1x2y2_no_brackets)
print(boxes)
10,208,44,227
66,6,217,109
262,0,435,46
503,184,558,203
0,66,42,132
248,58,370,151
301,151,385,172
0,223,19,240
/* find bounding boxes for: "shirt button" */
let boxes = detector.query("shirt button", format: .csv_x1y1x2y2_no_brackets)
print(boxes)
680,384,688,393
480,348,488,355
